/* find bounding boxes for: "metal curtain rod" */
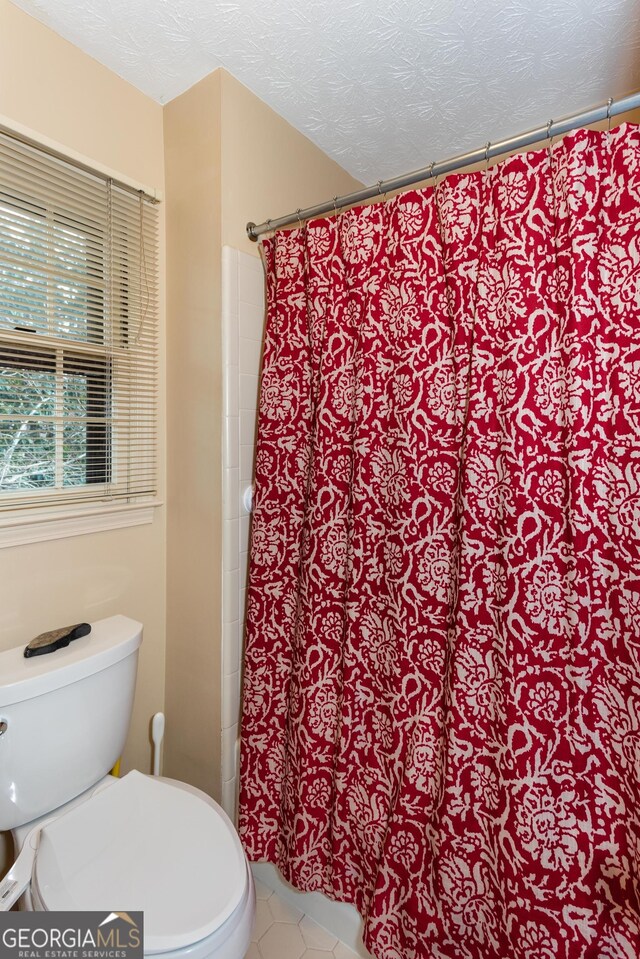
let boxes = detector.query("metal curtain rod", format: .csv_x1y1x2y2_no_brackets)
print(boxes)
246,91,640,241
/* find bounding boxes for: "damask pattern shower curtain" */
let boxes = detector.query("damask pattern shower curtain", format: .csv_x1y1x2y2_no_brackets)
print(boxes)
238,124,640,959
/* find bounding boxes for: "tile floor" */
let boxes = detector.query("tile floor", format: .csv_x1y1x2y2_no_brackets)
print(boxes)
246,878,363,959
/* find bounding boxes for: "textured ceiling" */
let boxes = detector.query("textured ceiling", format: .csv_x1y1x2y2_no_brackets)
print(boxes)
8,0,640,184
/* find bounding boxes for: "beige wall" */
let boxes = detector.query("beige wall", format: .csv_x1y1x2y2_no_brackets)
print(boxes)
0,0,162,189
219,71,362,255
163,68,361,798
0,0,166,871
164,71,223,797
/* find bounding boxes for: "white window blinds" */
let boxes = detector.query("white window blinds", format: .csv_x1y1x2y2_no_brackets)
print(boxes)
0,130,159,511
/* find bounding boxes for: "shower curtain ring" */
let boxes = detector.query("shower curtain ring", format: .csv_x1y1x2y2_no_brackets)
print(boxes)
607,97,614,134
431,161,442,195
333,196,339,217
296,208,304,230
484,142,491,172
547,119,554,156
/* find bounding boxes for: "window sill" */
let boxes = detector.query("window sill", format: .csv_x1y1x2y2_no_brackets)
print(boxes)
0,499,162,549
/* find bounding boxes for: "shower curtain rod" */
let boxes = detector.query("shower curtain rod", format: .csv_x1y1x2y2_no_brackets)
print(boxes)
246,90,640,241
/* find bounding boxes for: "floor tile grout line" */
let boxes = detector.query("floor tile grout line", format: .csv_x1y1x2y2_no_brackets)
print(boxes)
249,887,363,959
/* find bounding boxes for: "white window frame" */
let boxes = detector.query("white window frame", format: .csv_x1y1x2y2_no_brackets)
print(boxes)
0,127,161,547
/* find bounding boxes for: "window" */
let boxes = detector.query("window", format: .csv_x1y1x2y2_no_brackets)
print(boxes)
0,131,159,515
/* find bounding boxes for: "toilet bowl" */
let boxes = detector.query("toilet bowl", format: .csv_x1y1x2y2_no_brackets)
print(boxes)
0,615,255,959
12,773,255,959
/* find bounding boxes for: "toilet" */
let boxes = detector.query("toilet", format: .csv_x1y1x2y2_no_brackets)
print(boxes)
0,615,255,959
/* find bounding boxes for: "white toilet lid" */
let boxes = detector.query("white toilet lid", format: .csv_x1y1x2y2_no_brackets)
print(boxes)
33,771,247,954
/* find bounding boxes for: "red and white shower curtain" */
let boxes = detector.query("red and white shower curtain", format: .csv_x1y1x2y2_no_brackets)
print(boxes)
239,124,640,959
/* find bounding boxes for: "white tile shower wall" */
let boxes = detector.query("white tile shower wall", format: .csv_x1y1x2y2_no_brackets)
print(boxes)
221,246,265,824
222,246,372,959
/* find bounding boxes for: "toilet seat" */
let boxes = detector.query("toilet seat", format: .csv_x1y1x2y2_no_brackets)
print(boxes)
32,771,247,954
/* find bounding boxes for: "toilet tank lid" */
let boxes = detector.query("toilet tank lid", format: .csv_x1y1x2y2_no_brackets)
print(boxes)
0,615,143,708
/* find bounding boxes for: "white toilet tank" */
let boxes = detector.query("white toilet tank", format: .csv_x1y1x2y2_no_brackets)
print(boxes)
0,615,142,831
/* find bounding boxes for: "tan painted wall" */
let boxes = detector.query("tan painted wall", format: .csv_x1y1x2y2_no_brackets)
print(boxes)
163,68,361,798
0,0,162,189
164,71,223,797
0,0,166,871
220,71,363,255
